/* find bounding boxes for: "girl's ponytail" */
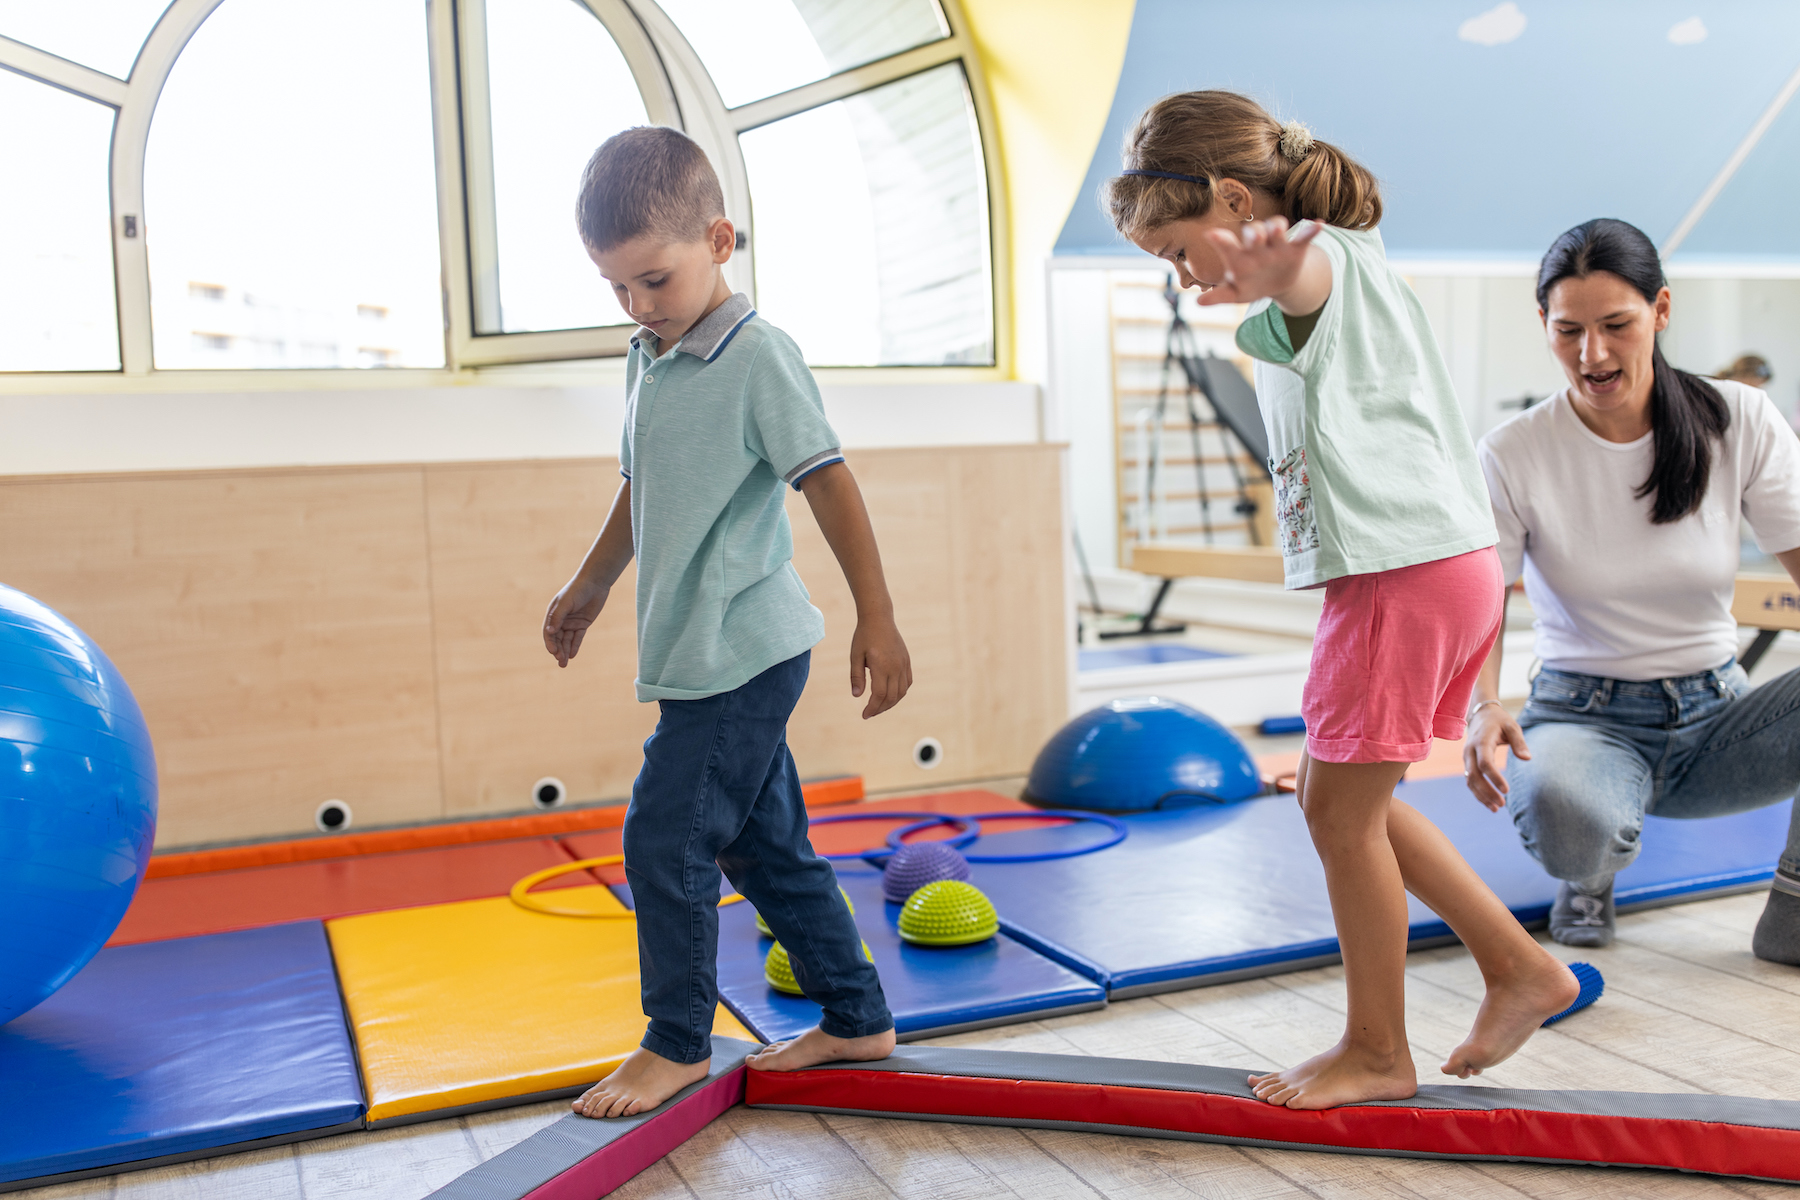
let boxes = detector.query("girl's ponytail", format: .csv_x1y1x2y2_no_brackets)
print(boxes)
1280,138,1382,231
1104,90,1382,240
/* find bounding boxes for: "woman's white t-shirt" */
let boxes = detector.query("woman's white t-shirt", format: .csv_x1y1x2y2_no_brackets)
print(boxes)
1478,381,1800,681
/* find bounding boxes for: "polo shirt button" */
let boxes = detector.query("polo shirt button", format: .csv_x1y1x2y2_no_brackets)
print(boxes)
645,374,654,382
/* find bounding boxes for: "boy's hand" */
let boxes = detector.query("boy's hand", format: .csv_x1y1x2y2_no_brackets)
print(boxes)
850,614,911,719
543,575,610,668
1197,216,1324,308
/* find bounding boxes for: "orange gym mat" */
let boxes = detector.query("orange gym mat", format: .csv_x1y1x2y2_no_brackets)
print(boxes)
1257,738,1470,792
109,837,599,946
327,886,756,1126
557,790,1065,883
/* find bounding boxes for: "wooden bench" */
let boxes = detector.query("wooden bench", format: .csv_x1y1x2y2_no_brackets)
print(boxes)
1128,546,1800,671
1731,574,1800,670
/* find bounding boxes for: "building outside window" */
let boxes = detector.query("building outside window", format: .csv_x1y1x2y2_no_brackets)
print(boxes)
0,0,1003,376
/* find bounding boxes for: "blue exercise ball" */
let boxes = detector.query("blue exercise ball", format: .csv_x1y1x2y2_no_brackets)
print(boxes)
1025,696,1260,813
0,584,157,1024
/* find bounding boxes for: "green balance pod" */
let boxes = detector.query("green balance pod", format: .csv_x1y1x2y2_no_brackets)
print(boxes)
755,886,854,938
764,938,873,995
897,880,998,947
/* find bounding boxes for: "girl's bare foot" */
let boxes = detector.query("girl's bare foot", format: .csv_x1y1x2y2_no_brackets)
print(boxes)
746,1025,895,1072
572,1047,710,1119
1249,1040,1418,1109
1442,953,1581,1078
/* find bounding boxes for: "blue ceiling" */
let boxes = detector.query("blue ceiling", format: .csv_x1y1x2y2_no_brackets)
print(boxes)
1054,1,1800,266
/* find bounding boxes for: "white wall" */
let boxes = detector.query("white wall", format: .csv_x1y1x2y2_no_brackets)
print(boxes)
1664,278,1800,420
1048,268,1117,573
0,378,1043,475
1406,274,1566,440
1052,258,1800,615
1409,274,1800,438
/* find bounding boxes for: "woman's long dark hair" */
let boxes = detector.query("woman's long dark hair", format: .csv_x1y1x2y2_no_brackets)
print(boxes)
1536,218,1727,524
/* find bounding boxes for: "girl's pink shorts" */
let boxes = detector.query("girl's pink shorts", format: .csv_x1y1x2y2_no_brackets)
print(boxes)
1304,547,1504,764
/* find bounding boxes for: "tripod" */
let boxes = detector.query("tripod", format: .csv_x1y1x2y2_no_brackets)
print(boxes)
1142,276,1262,549
1101,280,1266,641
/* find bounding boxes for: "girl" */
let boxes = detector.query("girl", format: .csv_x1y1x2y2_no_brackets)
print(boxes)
1104,91,1579,1109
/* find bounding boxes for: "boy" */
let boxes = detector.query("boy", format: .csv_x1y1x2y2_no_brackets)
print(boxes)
542,126,905,1118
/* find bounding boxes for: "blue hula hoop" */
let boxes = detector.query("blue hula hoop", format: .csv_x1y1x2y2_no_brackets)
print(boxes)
883,809,1127,863
809,811,980,862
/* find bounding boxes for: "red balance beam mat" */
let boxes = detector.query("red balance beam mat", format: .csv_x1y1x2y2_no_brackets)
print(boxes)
110,837,597,945
746,1045,1800,1184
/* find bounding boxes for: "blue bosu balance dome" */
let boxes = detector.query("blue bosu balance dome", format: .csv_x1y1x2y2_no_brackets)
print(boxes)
1025,696,1261,813
0,584,158,1024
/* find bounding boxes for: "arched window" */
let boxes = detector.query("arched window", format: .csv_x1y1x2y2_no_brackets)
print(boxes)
0,0,1003,375
143,0,444,369
0,68,119,371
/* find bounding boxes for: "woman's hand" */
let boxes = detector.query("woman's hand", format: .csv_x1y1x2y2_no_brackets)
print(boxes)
1198,216,1325,308
1463,702,1530,812
543,574,610,668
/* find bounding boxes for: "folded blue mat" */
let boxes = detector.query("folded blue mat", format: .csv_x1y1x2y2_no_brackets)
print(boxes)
714,868,1106,1043
0,921,365,1188
1078,644,1233,671
972,775,1791,997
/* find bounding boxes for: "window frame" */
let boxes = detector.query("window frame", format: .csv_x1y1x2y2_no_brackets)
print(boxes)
0,0,1009,382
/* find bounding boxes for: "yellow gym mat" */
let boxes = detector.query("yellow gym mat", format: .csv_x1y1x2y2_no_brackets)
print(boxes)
327,885,756,1125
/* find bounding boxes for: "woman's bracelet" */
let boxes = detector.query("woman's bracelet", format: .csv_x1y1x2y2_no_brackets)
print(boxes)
1468,698,1505,722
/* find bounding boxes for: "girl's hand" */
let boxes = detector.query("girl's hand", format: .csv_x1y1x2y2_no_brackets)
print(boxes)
543,575,610,668
1462,703,1530,813
850,614,911,719
1197,216,1323,307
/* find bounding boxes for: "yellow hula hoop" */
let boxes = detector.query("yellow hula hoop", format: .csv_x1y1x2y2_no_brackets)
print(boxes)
508,854,748,918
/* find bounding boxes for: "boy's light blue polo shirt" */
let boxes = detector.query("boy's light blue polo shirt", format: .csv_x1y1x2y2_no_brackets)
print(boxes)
620,292,844,702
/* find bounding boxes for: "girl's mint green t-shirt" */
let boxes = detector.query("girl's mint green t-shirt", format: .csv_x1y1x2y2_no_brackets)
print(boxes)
1234,225,1495,588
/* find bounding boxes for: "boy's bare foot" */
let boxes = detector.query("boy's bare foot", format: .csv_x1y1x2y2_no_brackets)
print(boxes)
1248,1040,1418,1109
746,1025,895,1072
1442,953,1581,1079
572,1047,710,1119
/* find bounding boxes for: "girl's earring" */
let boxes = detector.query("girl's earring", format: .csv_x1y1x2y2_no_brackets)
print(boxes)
1243,209,1255,223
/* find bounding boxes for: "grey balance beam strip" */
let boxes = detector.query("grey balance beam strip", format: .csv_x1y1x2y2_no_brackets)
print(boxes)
427,1037,759,1200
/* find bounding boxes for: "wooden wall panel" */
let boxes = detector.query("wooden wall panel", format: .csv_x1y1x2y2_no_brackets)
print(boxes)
0,445,1067,848
785,446,1068,791
0,470,443,847
422,460,656,815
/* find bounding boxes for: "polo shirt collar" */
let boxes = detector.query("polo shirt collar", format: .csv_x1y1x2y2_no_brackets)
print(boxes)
631,292,755,364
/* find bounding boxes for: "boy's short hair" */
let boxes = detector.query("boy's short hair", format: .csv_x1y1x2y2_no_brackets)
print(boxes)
575,126,726,252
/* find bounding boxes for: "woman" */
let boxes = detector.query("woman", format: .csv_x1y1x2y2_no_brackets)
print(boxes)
1464,218,1800,960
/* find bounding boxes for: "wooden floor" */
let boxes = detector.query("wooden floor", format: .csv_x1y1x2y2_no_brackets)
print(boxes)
23,889,1800,1200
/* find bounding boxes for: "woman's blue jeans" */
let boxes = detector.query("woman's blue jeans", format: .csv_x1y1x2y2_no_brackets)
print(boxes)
623,651,892,1065
1506,659,1800,892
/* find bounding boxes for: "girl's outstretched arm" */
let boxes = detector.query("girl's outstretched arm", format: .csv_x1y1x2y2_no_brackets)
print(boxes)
1199,217,1331,314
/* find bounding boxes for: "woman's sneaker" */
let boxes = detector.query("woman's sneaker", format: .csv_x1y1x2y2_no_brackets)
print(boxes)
1550,880,1614,948
1753,871,1800,966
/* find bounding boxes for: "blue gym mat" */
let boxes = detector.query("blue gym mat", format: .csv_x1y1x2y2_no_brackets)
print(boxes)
713,868,1106,1043
968,774,1792,998
1078,644,1233,671
0,921,365,1188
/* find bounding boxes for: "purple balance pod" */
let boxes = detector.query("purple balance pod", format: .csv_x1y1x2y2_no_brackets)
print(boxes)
881,842,972,904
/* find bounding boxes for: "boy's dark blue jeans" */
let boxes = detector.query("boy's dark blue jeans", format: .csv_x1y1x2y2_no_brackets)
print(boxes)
623,650,892,1064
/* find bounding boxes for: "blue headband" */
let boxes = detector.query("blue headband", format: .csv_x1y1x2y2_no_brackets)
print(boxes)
1122,168,1207,184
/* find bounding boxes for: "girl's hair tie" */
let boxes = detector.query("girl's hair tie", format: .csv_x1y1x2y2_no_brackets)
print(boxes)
1278,120,1314,163
1121,168,1207,185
